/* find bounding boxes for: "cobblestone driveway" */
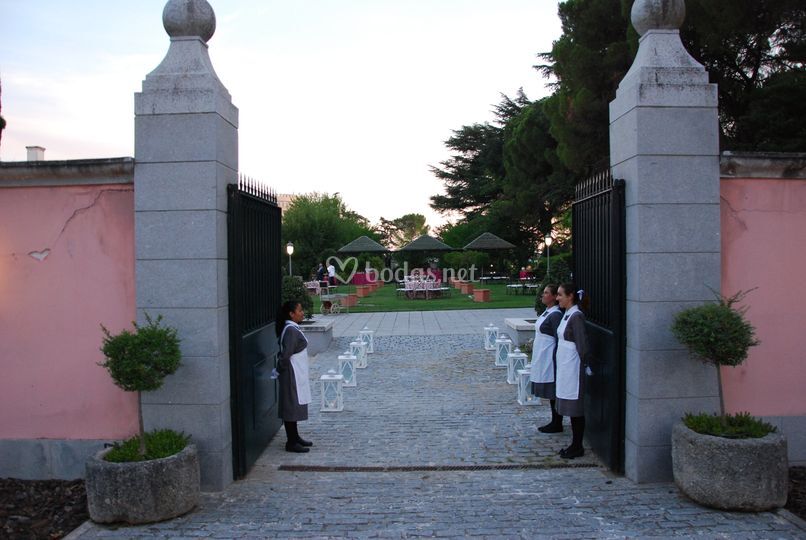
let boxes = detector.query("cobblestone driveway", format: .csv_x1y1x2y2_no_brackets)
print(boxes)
71,331,805,538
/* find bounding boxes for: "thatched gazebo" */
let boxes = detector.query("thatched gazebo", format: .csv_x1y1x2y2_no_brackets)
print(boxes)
338,235,389,253
463,232,517,280
398,234,455,253
463,232,516,251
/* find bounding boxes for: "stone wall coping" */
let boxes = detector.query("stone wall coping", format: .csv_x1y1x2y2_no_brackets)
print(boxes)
721,151,806,180
0,157,134,187
504,317,538,332
299,319,335,333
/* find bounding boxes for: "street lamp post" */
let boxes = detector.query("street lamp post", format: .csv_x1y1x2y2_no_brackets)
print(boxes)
286,242,294,276
544,235,553,277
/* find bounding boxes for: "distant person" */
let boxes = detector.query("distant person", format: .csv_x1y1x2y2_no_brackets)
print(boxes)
519,267,528,280
554,283,592,459
316,262,326,286
530,284,564,434
327,261,336,286
276,300,313,453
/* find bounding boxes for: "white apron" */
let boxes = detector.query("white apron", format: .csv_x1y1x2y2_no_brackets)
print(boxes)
555,305,581,401
530,306,561,383
281,321,311,405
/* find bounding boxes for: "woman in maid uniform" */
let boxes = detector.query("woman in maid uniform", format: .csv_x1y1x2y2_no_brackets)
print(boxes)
554,283,592,459
529,284,565,433
276,300,313,453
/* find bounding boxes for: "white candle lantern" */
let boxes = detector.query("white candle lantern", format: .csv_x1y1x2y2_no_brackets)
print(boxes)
494,335,512,368
507,348,528,384
517,369,540,406
484,324,499,351
338,350,357,387
350,340,368,369
358,326,375,353
320,369,344,412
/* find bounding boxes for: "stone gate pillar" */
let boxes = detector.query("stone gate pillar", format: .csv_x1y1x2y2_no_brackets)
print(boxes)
134,0,236,490
610,0,721,482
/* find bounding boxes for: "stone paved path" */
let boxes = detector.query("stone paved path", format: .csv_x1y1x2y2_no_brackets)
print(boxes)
70,310,805,539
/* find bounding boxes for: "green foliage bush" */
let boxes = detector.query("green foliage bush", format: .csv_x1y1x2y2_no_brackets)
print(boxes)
105,429,190,463
99,314,181,392
671,290,759,367
282,275,313,319
100,314,183,458
683,412,776,439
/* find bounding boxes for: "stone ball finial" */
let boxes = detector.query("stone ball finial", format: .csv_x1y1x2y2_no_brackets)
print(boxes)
631,0,686,36
163,0,216,42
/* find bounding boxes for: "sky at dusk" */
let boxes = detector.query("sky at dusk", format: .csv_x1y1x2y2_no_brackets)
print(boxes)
0,0,562,227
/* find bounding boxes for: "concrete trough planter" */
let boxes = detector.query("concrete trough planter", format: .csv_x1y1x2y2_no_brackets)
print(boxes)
504,317,537,347
299,318,334,355
671,423,788,511
85,444,200,524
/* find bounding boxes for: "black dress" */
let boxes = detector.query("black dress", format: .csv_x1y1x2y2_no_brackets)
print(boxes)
278,324,309,422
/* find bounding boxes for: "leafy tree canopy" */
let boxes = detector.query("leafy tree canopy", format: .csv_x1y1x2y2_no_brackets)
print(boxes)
375,213,430,248
681,0,806,150
281,192,378,279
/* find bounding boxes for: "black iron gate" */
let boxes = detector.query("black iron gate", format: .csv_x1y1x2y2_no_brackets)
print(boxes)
228,176,283,479
572,169,626,473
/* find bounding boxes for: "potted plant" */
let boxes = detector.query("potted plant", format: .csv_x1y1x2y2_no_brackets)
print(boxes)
85,314,200,524
670,290,788,511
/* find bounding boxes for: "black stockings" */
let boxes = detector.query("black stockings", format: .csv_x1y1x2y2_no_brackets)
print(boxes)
284,421,299,443
570,416,586,450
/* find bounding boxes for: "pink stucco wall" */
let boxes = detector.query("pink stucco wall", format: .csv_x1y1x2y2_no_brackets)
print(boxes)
721,177,806,416
0,185,139,439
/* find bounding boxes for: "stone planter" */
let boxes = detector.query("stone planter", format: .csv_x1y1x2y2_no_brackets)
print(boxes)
299,318,334,355
355,285,370,297
473,289,490,302
671,422,788,511
86,444,200,524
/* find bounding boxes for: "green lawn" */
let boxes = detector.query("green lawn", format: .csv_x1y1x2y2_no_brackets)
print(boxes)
311,282,539,313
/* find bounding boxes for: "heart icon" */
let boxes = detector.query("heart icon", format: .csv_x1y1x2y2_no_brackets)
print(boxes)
326,255,359,284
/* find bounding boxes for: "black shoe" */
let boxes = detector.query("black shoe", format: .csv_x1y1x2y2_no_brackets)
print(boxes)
559,446,584,459
297,437,313,447
538,422,564,434
285,442,310,453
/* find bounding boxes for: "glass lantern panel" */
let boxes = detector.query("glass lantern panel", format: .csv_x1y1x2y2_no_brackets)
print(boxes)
517,370,540,405
495,343,510,367
341,361,354,385
324,382,339,409
484,328,498,350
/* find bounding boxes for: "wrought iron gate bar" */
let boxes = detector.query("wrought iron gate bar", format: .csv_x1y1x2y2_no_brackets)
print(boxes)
572,168,626,474
228,179,283,479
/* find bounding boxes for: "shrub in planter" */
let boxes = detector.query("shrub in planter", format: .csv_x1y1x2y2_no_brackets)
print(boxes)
282,275,314,319
670,290,787,511
87,314,200,524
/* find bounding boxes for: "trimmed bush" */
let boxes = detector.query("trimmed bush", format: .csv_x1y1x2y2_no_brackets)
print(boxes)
671,290,759,367
99,314,182,458
282,275,314,318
